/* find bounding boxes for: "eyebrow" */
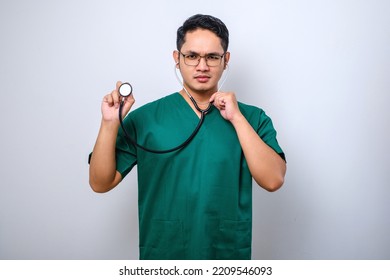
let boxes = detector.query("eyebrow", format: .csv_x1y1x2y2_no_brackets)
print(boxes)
184,50,224,56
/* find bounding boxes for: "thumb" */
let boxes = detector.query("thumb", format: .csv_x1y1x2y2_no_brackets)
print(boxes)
116,81,123,91
209,92,218,103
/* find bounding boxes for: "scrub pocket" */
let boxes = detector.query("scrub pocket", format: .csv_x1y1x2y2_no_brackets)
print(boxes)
215,219,252,260
139,220,184,260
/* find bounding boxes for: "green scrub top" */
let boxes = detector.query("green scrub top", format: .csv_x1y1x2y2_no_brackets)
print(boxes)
115,92,284,260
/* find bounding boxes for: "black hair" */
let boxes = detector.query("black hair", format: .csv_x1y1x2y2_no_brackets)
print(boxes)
176,14,229,52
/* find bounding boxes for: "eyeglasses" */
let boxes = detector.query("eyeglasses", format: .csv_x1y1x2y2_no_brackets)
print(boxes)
179,52,226,67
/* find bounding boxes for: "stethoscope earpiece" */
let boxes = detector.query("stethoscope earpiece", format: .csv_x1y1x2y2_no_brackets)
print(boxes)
119,82,133,97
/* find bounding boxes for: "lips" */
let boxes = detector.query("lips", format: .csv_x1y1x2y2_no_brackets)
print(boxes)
195,75,210,83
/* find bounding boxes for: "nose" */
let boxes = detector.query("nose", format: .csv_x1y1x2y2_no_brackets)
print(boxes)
196,56,209,71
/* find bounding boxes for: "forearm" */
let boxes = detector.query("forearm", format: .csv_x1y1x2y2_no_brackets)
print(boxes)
89,120,122,192
231,115,286,192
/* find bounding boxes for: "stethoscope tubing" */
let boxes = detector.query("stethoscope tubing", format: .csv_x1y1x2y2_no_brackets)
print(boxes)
119,97,211,154
118,63,228,154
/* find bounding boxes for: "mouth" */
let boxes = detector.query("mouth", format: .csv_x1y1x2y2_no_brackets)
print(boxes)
194,75,211,83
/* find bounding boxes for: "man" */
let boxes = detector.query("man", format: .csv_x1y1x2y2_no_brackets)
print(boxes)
89,14,286,260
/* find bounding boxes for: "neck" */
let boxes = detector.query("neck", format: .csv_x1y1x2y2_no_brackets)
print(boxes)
181,86,216,105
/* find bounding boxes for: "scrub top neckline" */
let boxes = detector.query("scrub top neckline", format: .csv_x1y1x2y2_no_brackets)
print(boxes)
174,92,216,121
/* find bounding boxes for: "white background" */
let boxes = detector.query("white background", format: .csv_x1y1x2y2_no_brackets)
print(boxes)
0,0,389,259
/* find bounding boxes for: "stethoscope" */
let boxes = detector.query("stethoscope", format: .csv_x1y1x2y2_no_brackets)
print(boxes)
118,64,229,154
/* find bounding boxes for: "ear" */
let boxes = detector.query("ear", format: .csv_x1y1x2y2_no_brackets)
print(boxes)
224,52,231,69
173,50,180,68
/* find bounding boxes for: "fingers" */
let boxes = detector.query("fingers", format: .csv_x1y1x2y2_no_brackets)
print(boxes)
209,92,217,103
116,80,122,90
119,81,135,111
102,91,114,106
101,81,136,122
210,92,234,110
123,93,135,112
209,92,223,108
210,92,242,121
103,81,125,109
103,90,121,109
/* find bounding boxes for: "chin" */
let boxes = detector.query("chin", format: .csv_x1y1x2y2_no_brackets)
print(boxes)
194,84,218,93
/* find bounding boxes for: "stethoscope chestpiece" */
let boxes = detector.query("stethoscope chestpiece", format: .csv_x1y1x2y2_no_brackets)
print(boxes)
119,82,133,97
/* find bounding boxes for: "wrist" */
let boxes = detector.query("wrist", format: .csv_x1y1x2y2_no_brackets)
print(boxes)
101,118,120,131
230,112,246,126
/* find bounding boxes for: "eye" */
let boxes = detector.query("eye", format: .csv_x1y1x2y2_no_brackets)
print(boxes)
207,55,221,61
186,54,199,60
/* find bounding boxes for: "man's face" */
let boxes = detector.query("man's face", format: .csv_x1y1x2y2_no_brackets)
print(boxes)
174,29,230,95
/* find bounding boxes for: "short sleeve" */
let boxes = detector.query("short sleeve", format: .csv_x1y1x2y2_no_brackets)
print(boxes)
256,109,286,162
